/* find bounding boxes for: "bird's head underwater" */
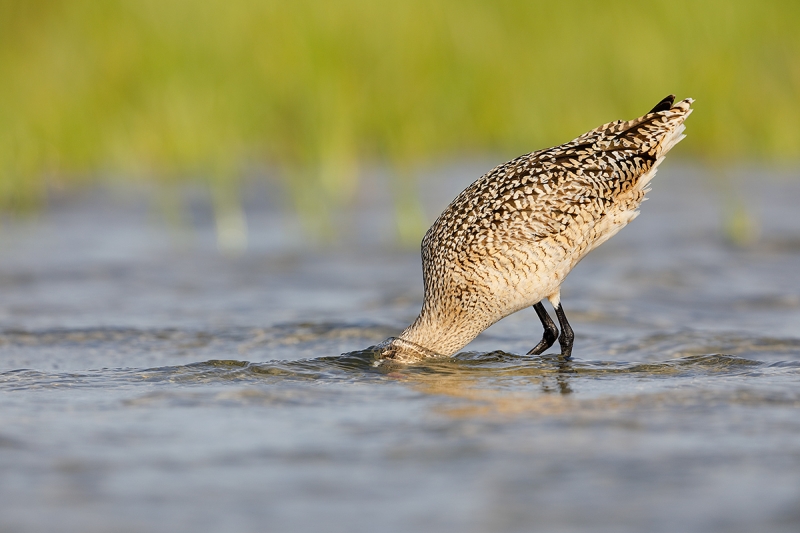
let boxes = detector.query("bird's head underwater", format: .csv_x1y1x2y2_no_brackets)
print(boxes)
377,337,442,363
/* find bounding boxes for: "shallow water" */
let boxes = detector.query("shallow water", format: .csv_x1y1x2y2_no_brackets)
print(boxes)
2,165,800,532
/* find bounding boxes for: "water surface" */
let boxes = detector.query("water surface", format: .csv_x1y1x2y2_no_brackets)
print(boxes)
2,166,800,532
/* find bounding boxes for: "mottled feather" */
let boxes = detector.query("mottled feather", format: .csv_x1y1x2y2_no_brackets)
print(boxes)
382,96,694,360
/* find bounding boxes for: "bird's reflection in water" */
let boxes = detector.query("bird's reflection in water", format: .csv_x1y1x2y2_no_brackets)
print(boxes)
539,356,575,395
392,351,580,417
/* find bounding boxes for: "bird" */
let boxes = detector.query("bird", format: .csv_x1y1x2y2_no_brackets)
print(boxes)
380,95,694,363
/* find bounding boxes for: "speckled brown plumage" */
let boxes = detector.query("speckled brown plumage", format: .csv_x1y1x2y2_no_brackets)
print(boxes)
381,95,694,362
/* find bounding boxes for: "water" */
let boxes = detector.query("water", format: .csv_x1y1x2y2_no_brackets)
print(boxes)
2,164,800,532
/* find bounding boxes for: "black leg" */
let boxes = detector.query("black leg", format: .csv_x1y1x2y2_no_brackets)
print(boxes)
554,303,574,359
527,302,559,355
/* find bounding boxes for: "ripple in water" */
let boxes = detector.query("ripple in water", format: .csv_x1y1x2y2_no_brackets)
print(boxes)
2,332,798,412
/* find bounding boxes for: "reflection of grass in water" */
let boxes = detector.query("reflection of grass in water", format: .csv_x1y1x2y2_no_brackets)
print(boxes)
2,1,799,242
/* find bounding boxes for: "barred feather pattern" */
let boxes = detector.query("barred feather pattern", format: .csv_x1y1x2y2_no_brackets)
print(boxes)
384,96,693,360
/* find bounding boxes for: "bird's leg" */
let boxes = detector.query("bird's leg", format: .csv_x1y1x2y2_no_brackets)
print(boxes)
527,302,559,355
554,303,574,359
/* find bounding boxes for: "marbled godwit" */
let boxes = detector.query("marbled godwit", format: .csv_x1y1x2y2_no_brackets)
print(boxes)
381,95,693,362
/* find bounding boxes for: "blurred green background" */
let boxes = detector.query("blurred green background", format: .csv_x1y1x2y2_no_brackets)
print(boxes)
1,0,798,242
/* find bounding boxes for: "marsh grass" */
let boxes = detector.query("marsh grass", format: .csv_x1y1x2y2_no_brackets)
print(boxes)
1,0,799,242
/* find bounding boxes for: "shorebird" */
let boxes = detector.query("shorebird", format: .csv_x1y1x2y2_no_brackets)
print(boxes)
380,95,693,362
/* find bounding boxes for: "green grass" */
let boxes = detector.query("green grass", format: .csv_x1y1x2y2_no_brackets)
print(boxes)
1,0,799,238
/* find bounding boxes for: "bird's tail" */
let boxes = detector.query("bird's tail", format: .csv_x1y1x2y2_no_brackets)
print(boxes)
633,96,694,191
653,96,693,158
575,95,693,158
568,95,693,193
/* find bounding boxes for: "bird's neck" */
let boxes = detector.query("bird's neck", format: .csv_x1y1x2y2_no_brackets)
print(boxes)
398,310,481,357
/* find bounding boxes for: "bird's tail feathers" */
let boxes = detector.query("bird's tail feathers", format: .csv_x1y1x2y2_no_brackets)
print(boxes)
656,97,694,157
